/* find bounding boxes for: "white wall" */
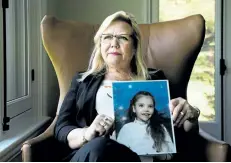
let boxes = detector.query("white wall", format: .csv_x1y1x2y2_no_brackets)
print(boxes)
47,0,57,16
50,0,150,23
40,0,59,117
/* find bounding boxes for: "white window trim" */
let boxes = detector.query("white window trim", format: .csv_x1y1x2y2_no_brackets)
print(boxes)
145,0,152,23
0,0,4,131
29,0,48,118
199,0,222,139
223,0,231,145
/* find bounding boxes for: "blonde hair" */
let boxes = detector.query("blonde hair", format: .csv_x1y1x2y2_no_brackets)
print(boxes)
81,11,149,81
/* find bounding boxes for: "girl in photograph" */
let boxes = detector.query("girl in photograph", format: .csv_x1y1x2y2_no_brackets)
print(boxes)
117,91,175,155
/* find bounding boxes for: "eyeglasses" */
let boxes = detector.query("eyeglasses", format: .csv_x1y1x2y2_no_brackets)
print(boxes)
100,34,133,44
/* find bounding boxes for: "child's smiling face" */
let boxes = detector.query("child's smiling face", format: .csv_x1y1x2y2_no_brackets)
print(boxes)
133,95,154,122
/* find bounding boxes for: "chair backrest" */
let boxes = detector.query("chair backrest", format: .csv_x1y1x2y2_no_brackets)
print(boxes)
40,14,205,126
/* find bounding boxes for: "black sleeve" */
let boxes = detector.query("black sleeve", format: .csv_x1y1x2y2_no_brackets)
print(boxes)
54,73,80,145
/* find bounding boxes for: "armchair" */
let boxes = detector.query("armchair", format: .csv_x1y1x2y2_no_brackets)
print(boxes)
21,14,231,161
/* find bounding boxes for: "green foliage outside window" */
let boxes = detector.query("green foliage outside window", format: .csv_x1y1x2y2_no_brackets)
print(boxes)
159,0,216,121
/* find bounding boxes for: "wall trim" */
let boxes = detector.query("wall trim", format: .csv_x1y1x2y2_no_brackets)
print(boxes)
145,0,159,23
214,0,223,140
151,0,159,23
37,0,48,117
145,0,152,23
224,0,231,145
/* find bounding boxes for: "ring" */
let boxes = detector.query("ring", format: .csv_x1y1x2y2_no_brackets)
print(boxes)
100,121,106,127
180,111,184,116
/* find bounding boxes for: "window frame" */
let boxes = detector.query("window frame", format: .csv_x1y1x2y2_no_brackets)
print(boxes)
223,0,231,144
4,0,32,119
151,0,222,139
0,0,4,131
0,0,50,160
0,0,47,129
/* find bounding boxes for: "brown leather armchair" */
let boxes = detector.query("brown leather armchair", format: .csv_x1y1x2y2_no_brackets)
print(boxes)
21,15,231,161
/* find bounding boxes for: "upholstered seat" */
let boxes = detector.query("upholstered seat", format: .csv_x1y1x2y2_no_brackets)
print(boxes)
21,15,231,161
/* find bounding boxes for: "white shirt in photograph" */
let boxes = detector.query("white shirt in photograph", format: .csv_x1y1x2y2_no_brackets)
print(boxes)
117,119,175,155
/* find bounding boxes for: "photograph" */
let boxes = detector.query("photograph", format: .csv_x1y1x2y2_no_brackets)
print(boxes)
112,80,176,156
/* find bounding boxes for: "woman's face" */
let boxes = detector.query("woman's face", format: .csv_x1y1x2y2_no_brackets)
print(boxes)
100,20,134,69
133,95,154,122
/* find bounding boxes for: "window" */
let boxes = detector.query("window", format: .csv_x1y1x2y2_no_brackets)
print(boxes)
157,0,221,139
0,1,50,159
6,0,29,102
4,0,33,120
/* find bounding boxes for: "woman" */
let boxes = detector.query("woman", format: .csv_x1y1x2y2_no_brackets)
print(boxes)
117,91,175,155
54,11,200,162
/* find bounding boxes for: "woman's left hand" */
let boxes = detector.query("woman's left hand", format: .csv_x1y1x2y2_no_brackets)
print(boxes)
169,97,200,132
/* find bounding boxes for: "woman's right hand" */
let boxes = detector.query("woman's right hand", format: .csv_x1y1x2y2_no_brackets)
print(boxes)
84,114,114,141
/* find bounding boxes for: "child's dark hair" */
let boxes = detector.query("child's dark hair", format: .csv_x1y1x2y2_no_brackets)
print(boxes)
128,91,172,152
